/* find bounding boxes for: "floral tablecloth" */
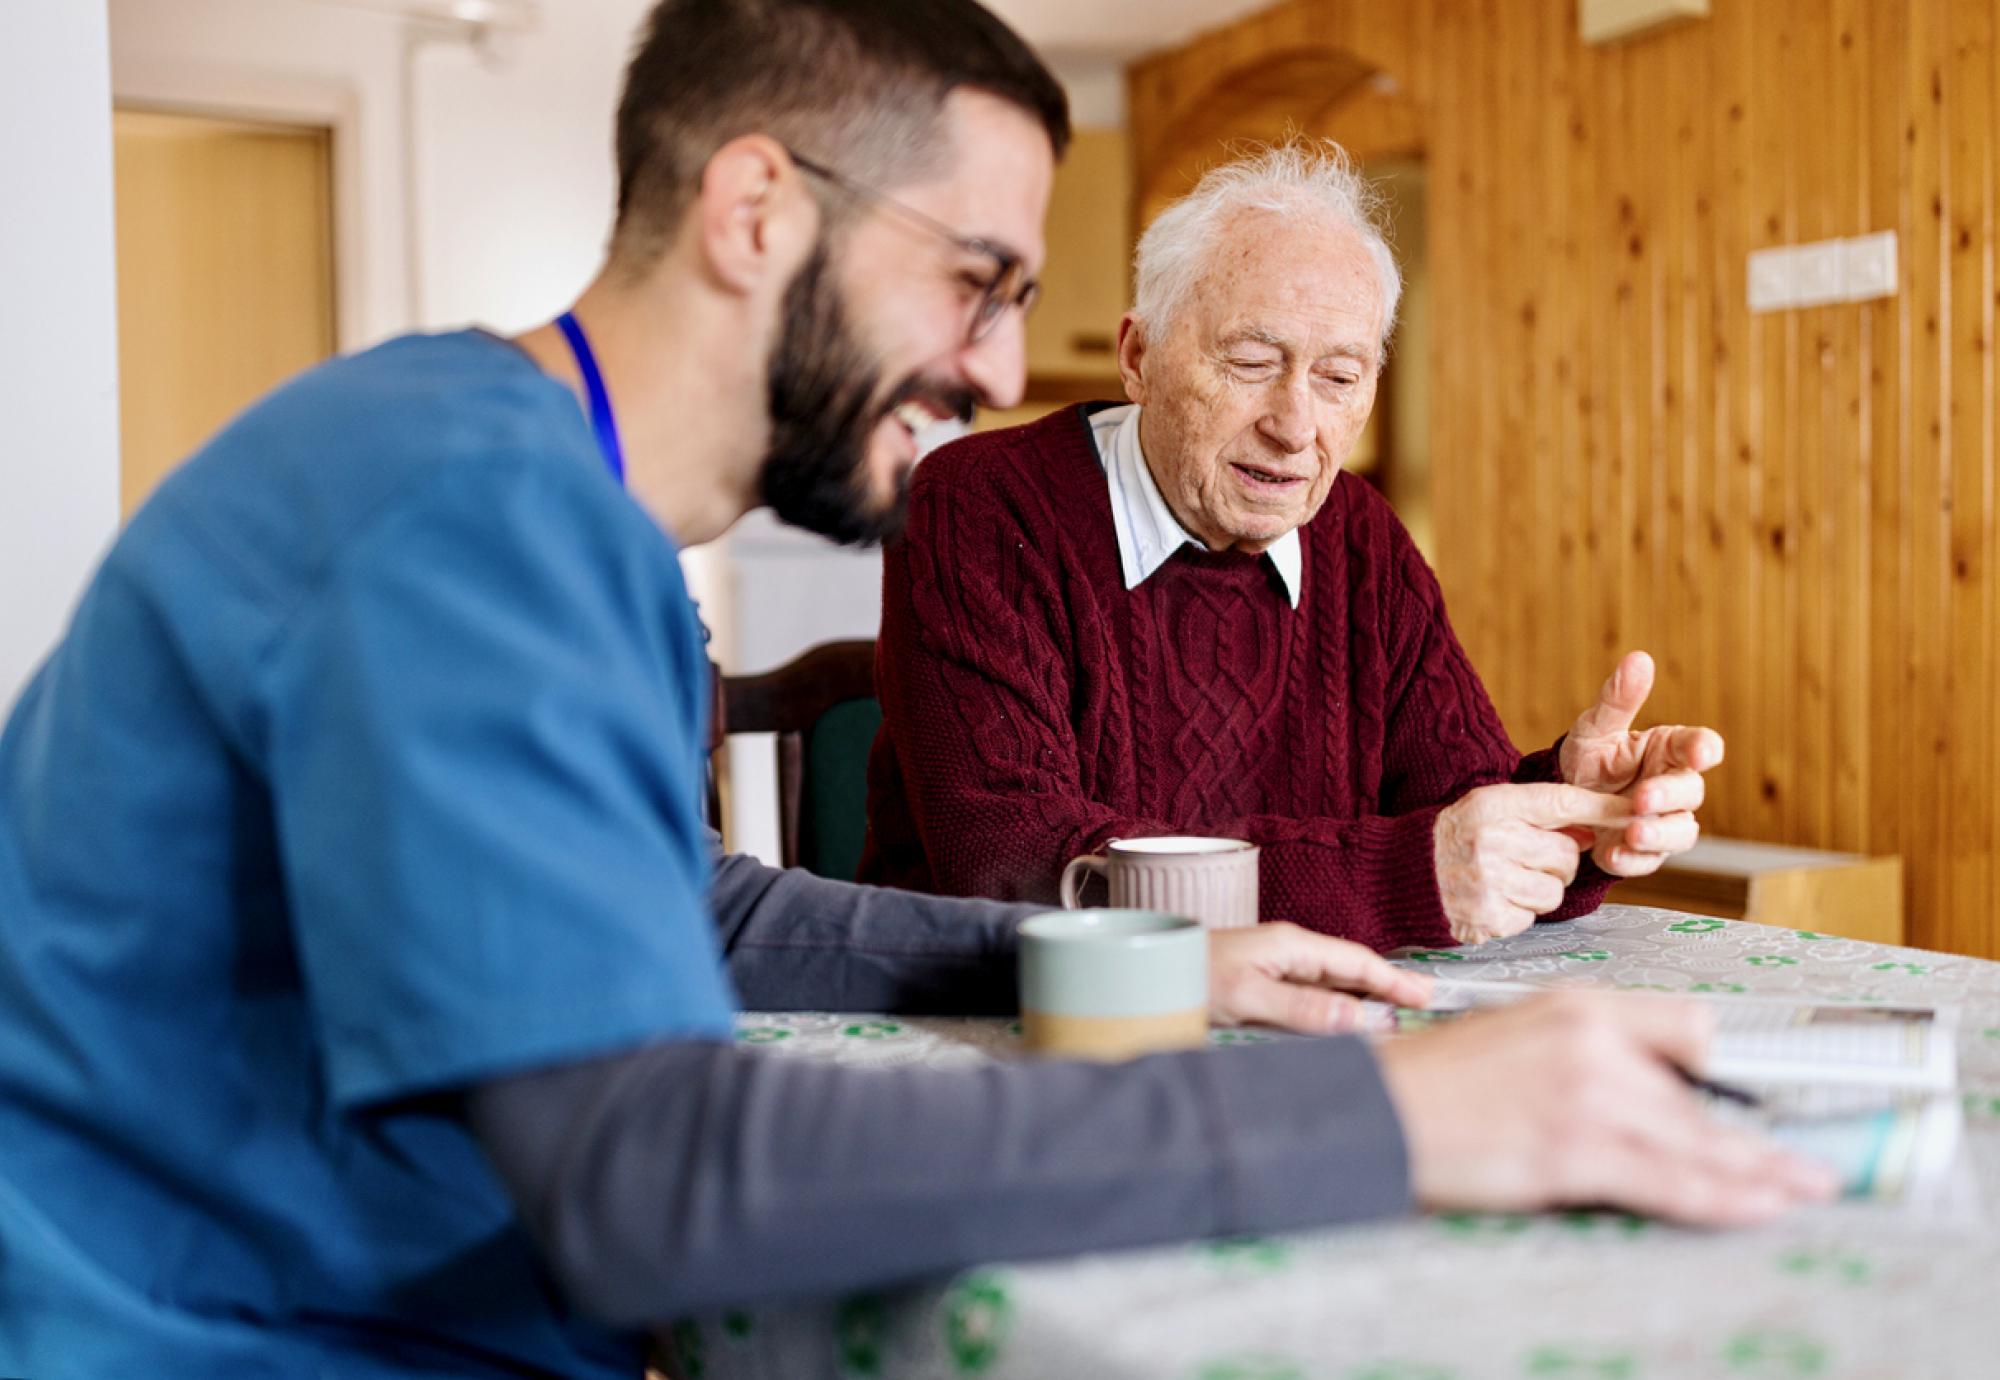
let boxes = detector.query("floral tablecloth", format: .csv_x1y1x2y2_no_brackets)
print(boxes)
667,906,2000,1380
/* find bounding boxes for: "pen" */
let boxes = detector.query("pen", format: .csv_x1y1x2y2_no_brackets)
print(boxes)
1679,1068,1763,1109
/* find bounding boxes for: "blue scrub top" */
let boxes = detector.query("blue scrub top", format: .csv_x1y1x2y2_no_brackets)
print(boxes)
0,331,736,1377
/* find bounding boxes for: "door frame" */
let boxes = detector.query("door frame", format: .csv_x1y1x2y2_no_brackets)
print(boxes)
112,61,364,353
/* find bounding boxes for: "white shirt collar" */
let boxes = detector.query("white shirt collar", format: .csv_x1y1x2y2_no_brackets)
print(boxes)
1087,403,1303,609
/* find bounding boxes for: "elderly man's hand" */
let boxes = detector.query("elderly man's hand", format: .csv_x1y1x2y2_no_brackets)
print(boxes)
1560,651,1725,878
1434,783,1635,944
1206,922,1433,1034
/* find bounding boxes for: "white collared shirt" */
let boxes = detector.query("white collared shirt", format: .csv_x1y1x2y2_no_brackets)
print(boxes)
1087,403,1303,609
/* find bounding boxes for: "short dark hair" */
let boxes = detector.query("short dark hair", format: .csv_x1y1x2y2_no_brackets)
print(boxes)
612,0,1070,267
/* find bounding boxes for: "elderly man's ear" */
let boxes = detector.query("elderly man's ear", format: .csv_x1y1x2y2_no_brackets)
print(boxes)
1115,312,1149,406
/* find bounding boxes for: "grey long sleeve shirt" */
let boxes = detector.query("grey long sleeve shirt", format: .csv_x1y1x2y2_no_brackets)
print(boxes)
463,844,1413,1327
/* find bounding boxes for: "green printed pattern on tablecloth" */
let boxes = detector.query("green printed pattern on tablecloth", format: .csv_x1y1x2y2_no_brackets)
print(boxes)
836,1295,889,1377
1193,1357,1305,1380
1522,1344,1636,1377
1436,1212,1532,1239
1202,1236,1292,1272
1557,1211,1647,1238
1209,1029,1275,1046
1776,1247,1872,1284
1722,1328,1829,1375
842,1021,904,1039
942,1272,1011,1373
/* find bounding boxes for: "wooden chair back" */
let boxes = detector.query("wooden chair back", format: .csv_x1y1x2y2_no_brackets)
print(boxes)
709,639,879,877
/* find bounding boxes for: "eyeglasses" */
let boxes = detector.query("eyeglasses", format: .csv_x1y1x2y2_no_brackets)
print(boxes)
786,149,1039,345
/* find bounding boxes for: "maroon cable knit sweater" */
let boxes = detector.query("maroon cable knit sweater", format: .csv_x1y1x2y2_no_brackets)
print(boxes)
858,404,1612,951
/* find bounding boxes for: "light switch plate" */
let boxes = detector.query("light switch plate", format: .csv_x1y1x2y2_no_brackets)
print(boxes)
1747,246,1795,313
1843,231,1898,300
1793,241,1846,307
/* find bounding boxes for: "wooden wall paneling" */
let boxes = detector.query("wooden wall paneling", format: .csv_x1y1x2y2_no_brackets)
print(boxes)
1669,18,1711,757
1525,0,1568,741
1862,0,1912,883
1436,3,1481,720
1984,0,2000,968
1684,7,1723,799
1656,18,1688,740
1826,0,1870,856
1747,0,1792,845
1944,0,1996,959
1472,0,1512,716
1713,0,1758,843
1129,0,2000,954
1551,12,1592,751
1989,0,2000,964
1584,25,1614,723
1905,0,1949,952
1611,33,1652,711
1509,0,1547,724
1792,0,1835,854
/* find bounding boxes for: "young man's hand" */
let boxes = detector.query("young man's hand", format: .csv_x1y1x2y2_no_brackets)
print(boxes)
1377,991,1839,1226
1205,921,1433,1034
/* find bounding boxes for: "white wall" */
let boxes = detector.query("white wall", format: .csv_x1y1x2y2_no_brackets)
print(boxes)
109,0,417,349
1,0,122,710
414,2,651,333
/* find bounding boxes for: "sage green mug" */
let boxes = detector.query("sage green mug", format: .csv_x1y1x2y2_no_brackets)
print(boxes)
1017,908,1208,1060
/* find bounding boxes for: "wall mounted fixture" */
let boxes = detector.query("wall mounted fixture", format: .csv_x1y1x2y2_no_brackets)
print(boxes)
1578,0,1709,46
1747,232,1899,313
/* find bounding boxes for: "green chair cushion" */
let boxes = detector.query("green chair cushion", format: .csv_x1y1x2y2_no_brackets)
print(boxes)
801,696,883,881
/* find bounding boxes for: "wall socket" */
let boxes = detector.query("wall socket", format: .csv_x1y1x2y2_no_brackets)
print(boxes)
1747,232,1898,313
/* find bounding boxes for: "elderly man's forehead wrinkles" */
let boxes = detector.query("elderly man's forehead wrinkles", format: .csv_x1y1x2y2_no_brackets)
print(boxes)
1215,324,1291,355
1211,318,1381,372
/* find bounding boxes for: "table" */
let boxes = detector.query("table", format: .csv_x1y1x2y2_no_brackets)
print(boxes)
666,906,2000,1380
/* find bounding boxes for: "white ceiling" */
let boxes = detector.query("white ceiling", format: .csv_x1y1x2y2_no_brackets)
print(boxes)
981,0,1276,61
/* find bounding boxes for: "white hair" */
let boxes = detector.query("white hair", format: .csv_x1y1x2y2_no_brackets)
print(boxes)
1132,140,1402,351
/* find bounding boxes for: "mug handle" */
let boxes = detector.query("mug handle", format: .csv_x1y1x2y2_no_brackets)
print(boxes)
1059,854,1108,908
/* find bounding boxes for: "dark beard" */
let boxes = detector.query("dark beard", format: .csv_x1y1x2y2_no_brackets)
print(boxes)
758,241,972,547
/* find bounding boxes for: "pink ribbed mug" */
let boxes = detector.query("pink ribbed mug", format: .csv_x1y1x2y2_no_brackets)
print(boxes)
1058,836,1260,929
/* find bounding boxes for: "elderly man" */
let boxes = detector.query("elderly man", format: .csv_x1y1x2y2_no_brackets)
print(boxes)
863,142,1724,952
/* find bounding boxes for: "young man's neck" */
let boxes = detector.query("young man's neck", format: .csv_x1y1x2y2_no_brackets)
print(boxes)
512,269,766,548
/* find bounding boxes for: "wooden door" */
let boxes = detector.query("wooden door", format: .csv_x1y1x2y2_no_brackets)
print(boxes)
112,108,336,518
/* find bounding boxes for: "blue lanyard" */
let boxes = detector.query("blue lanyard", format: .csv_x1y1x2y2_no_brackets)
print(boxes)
555,310,626,487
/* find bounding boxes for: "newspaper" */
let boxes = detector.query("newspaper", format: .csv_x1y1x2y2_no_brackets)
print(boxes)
1364,979,1971,1218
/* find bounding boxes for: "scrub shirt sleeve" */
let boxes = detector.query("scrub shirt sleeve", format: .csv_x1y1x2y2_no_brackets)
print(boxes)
705,832,1032,1013
261,457,736,1110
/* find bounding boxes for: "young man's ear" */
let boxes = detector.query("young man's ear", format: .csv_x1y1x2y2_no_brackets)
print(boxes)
695,135,819,295
1115,312,1149,407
